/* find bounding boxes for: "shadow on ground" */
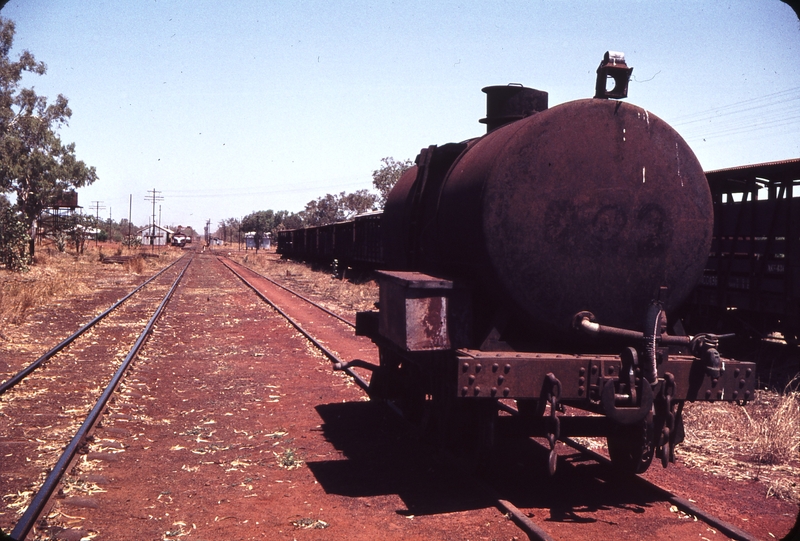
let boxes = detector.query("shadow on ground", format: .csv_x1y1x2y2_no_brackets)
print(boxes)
308,400,664,523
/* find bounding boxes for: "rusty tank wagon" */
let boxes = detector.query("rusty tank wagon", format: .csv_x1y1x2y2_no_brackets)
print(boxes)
352,52,756,474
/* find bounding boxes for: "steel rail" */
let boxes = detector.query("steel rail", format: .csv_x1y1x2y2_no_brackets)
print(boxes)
501,400,760,541
0,254,188,395
218,258,369,392
496,499,555,541
560,437,759,541
218,256,356,328
9,255,192,541
221,256,557,541
223,257,758,541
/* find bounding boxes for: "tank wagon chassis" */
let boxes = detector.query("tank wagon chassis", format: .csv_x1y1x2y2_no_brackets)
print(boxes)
352,271,755,475
347,53,757,476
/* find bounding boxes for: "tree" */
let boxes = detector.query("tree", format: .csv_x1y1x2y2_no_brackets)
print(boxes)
280,211,303,230
68,213,94,255
338,189,378,219
0,18,97,263
0,193,28,270
302,194,342,226
372,156,413,207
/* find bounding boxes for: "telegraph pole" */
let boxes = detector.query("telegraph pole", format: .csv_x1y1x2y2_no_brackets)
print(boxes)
128,195,132,252
145,189,163,254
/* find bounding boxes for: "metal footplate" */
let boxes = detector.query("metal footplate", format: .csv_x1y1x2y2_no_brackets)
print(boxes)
455,349,756,403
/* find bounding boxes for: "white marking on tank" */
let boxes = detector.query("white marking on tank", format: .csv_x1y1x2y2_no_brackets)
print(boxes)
642,166,646,183
623,128,626,142
676,142,683,186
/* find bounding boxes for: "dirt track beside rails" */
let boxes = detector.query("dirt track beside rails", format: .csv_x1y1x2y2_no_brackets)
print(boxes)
1,249,798,540
8,253,521,540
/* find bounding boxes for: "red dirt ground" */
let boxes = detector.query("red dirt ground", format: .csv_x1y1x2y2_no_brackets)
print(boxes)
1,250,797,540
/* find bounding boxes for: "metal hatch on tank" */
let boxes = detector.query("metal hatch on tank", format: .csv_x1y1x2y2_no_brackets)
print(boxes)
350,51,756,476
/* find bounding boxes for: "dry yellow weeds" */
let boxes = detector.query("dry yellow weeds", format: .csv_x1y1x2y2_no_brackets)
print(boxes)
228,250,379,314
0,243,182,327
681,378,800,502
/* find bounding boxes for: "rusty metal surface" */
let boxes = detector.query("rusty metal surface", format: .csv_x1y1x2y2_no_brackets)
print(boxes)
479,84,548,132
434,98,713,335
376,271,471,351
456,349,756,402
594,51,633,99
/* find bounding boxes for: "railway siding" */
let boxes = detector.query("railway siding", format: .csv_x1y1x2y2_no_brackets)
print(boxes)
2,252,796,540
29,253,519,540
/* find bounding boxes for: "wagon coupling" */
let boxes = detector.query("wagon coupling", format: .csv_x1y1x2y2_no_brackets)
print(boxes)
601,376,653,425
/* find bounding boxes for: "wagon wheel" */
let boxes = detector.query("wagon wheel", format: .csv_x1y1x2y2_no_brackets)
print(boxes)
606,413,655,475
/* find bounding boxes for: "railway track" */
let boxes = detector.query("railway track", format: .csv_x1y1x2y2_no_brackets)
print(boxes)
0,255,191,539
1,253,793,540
220,255,784,541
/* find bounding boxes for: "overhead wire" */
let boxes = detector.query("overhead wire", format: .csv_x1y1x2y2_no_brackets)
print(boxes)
669,86,800,143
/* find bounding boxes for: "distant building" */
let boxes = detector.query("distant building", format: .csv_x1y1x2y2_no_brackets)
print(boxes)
137,224,173,246
244,231,271,250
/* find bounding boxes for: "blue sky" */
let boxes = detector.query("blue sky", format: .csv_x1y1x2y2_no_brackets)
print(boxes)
2,1,798,232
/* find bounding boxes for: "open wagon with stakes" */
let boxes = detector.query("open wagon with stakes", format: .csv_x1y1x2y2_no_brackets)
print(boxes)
348,52,757,475
681,158,800,345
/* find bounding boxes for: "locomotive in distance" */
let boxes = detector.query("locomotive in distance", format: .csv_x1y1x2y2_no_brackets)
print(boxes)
277,52,757,474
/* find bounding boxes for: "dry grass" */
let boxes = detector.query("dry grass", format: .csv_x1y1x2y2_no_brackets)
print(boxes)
122,254,146,274
0,251,93,325
0,242,180,328
681,376,800,501
228,250,379,314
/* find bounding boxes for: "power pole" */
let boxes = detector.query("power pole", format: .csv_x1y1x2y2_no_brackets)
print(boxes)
145,189,163,253
128,194,132,252
90,200,105,246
